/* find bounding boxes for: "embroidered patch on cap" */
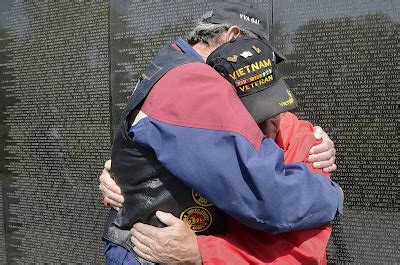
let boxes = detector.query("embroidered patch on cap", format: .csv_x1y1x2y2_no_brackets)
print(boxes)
240,51,253,58
235,68,272,87
278,90,295,106
252,45,261,54
227,55,238,62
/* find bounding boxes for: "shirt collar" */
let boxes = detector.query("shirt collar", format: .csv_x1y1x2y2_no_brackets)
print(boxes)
175,38,204,62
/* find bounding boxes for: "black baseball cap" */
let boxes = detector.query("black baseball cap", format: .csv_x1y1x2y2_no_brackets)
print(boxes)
204,2,286,63
206,37,298,123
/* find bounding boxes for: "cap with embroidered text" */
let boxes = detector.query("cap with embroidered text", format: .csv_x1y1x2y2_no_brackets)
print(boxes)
206,37,298,123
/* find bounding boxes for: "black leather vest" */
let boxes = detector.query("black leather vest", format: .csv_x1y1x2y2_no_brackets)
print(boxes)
103,43,225,251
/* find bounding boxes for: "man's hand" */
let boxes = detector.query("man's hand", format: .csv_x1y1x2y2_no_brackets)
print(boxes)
131,211,201,265
99,160,124,209
308,126,337,173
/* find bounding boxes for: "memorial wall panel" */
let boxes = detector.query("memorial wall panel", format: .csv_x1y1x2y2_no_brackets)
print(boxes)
272,0,399,263
0,2,12,263
0,1,110,263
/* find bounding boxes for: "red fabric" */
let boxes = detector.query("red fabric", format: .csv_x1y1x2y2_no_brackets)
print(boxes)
141,62,264,150
197,112,332,265
100,194,110,207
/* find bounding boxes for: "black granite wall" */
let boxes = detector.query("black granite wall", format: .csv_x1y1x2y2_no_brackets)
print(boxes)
0,0,398,263
0,1,110,263
272,1,399,262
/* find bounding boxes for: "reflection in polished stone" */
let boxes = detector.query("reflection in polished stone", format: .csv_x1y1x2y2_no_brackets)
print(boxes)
273,1,399,262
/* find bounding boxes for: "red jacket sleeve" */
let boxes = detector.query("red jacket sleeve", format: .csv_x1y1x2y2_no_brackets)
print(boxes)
276,112,330,178
197,112,332,265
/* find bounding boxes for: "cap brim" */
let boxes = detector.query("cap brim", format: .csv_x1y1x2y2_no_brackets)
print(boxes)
258,36,286,63
239,77,298,123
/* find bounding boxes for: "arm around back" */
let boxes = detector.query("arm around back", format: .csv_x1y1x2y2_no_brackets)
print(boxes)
130,62,343,233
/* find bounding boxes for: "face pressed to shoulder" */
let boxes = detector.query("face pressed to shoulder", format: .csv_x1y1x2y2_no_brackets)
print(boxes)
258,114,281,140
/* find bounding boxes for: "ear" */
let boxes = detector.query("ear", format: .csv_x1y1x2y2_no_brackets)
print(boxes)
225,26,241,41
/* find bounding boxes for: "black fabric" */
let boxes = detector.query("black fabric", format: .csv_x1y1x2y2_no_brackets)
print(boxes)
207,2,286,63
103,43,225,252
207,2,269,41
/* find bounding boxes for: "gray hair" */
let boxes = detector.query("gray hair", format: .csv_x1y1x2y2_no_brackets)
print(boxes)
187,11,258,46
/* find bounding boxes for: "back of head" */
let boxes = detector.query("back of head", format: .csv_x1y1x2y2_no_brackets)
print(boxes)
187,10,258,47
187,2,285,63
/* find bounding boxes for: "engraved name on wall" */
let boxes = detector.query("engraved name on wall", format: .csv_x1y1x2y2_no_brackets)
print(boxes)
0,2,110,263
273,0,399,263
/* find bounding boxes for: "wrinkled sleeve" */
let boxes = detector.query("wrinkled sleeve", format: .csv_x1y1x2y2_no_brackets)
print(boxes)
197,112,338,263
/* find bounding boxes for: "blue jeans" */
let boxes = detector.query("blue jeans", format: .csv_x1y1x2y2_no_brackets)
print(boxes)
104,240,155,265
